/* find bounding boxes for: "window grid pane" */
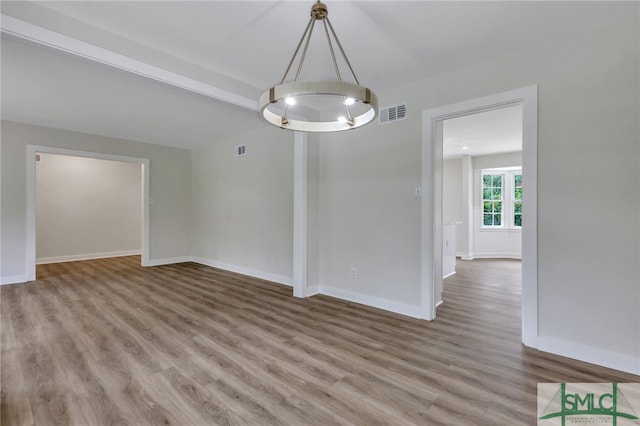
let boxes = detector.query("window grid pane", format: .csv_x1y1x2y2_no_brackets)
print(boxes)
514,174,523,227
482,173,503,227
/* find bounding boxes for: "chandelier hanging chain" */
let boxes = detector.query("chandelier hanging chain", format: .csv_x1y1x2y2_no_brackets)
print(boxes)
279,17,315,85
325,17,359,85
322,19,341,81
279,4,359,86
294,18,316,82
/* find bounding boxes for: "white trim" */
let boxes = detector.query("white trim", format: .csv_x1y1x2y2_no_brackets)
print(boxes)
443,271,456,279
26,147,36,281
141,162,151,267
0,275,28,285
478,227,522,232
292,131,307,298
304,286,321,297
144,256,192,267
192,257,293,287
538,336,640,376
462,155,474,261
321,286,422,319
471,253,522,259
37,250,141,265
420,118,436,320
26,145,150,279
421,85,538,347
0,14,258,112
520,86,539,349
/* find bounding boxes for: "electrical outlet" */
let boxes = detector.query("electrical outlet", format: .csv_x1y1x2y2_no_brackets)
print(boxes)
350,267,357,279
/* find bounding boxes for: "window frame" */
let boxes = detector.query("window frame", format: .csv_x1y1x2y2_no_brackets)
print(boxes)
481,172,504,228
480,167,522,230
513,172,523,228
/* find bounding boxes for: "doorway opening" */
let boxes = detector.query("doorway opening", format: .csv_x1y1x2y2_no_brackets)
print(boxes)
420,86,538,347
26,145,150,281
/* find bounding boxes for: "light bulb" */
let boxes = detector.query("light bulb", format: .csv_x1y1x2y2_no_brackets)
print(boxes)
343,97,355,106
337,116,348,123
285,97,297,106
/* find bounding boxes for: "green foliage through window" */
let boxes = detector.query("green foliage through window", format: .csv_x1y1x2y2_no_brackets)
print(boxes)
514,174,523,227
482,173,503,226
481,169,522,228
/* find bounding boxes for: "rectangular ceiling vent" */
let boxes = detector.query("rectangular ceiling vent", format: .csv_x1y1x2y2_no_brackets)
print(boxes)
379,103,407,125
234,144,247,157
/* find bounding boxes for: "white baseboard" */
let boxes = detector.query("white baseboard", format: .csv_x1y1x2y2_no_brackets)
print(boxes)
192,257,292,287
0,274,29,285
443,271,456,279
37,250,141,265
304,285,321,297
319,285,421,319
472,252,522,259
144,256,192,267
460,253,474,260
538,335,640,376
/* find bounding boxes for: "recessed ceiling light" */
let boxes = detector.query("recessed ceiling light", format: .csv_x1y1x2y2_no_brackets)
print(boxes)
461,146,469,150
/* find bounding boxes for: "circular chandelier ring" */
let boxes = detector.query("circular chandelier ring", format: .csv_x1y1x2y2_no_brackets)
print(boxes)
259,80,378,132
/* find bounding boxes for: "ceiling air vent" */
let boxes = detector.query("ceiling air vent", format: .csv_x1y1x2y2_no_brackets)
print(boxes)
379,103,407,125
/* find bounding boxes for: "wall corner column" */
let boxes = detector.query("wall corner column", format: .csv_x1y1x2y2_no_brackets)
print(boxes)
293,131,308,298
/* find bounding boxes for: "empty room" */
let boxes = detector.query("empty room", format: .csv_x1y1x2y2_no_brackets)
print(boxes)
1,1,639,425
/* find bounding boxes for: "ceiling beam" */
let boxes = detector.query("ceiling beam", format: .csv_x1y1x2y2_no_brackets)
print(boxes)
0,14,259,112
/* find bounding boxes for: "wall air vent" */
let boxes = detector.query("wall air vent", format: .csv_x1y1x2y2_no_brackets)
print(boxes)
379,103,407,124
234,144,247,157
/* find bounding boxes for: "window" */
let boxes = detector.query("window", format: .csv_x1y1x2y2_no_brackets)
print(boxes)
481,167,522,228
513,173,523,227
482,174,503,226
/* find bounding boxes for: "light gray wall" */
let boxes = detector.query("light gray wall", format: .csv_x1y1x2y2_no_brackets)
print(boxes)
318,127,422,307
443,158,463,225
191,126,294,283
473,152,521,171
315,16,639,367
36,153,142,262
443,158,464,254
1,120,192,281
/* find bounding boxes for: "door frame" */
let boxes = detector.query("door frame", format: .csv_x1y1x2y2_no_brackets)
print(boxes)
420,85,538,347
26,145,150,281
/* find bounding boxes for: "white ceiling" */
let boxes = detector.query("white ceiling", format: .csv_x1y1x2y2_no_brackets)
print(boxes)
443,105,522,160
1,1,636,149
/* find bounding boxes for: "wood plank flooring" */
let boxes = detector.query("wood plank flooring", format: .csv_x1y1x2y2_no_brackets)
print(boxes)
1,257,638,425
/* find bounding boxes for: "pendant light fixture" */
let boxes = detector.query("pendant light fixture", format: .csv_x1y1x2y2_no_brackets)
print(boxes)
259,1,378,132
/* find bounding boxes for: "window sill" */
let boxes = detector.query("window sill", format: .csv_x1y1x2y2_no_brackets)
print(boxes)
479,227,522,232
